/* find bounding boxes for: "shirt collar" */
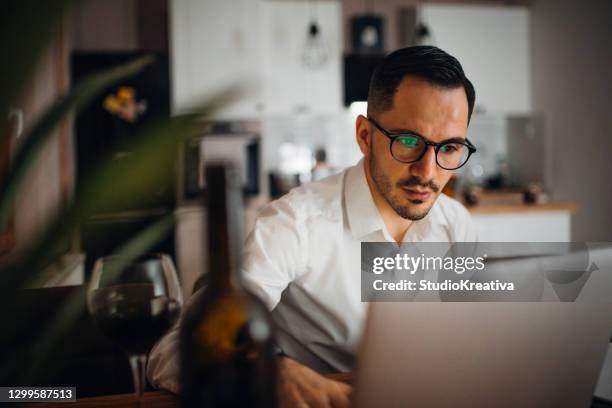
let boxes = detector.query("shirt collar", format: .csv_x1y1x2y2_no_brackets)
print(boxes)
344,159,385,239
343,159,447,241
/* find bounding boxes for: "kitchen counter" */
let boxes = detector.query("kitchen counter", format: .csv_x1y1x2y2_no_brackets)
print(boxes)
459,192,577,215
467,201,577,215
463,192,576,242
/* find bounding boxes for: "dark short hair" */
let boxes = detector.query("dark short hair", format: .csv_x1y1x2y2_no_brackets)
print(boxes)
367,46,475,123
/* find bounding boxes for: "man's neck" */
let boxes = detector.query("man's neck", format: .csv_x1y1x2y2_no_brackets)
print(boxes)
363,164,413,243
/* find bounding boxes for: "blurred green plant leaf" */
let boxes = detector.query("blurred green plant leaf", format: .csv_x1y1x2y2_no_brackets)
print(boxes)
0,85,241,293
0,55,154,232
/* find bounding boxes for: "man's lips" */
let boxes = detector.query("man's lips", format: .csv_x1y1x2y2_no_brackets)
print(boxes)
401,187,432,201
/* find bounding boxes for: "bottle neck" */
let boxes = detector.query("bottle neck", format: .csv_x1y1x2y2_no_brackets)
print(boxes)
207,218,242,291
206,164,244,292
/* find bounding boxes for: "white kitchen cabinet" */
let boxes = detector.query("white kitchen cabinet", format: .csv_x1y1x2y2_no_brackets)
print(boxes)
170,0,342,118
170,0,262,118
420,4,531,115
259,1,342,116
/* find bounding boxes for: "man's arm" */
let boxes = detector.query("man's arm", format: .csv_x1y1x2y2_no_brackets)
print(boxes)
278,356,352,408
240,198,305,309
147,292,195,394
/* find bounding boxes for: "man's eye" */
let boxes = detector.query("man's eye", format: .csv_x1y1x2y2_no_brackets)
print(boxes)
440,144,458,153
398,136,419,147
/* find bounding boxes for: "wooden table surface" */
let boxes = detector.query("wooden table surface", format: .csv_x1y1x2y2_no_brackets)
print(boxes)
26,373,353,407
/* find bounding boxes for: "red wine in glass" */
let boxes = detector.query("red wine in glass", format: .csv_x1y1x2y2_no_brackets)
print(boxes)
87,254,182,398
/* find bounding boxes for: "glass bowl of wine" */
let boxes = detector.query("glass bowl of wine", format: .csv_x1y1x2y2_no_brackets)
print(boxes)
87,253,182,398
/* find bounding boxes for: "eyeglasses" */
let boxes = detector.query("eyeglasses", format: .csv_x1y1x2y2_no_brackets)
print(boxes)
367,117,477,170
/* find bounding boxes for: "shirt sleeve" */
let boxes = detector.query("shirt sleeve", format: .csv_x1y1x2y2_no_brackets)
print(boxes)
147,196,304,393
147,287,205,394
241,196,305,310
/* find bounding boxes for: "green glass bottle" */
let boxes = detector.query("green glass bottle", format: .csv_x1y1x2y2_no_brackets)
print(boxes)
180,163,277,407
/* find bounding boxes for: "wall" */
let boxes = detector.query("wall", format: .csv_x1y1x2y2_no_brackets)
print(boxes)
531,0,612,241
11,45,65,255
3,20,74,259
71,0,167,51
72,0,139,50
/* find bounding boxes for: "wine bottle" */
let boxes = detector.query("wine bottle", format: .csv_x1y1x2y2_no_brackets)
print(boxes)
180,162,277,408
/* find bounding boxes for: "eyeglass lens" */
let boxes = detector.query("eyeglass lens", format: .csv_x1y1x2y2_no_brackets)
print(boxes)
392,135,470,170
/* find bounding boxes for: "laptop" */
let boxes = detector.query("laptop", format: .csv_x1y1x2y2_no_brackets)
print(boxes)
353,247,612,407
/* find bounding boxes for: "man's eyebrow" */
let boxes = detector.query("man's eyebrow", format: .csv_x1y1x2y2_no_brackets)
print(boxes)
438,136,467,143
387,127,426,137
389,128,466,143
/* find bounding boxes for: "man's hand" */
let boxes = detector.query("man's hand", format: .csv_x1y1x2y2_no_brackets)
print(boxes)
278,356,352,408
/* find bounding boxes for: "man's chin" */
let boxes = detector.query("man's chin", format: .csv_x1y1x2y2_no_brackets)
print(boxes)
393,200,434,221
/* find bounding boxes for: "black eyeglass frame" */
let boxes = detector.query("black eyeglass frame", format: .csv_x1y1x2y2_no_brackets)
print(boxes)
367,117,477,170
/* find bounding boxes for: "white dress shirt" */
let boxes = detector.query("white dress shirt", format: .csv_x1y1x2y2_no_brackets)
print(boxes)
148,159,477,393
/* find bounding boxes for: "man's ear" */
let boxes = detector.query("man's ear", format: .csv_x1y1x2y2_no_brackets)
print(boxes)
356,115,371,156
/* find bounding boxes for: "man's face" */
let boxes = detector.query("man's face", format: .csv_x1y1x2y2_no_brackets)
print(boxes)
357,76,469,220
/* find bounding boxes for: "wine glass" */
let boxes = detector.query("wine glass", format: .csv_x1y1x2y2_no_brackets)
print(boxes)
87,253,182,398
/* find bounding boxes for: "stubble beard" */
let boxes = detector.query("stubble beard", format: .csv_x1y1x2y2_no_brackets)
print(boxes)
368,150,437,221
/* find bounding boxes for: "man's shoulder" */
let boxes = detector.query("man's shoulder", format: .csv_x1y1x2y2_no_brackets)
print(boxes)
278,170,346,219
432,193,477,241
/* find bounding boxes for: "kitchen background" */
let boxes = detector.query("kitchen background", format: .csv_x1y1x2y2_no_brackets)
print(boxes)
2,0,611,294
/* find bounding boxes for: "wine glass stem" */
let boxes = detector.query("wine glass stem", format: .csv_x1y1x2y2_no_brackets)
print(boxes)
128,354,147,398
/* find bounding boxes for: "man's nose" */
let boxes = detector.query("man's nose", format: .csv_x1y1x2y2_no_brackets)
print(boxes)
410,145,437,181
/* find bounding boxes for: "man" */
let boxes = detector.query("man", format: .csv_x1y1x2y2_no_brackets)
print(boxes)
148,46,478,407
